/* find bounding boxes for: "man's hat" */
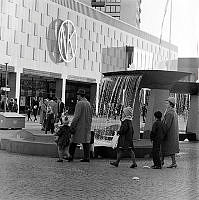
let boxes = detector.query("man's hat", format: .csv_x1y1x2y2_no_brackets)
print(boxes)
77,89,86,95
166,97,175,105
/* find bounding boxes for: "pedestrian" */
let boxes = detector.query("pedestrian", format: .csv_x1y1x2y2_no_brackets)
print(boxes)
68,89,92,162
54,116,71,162
110,106,137,168
57,98,65,124
161,97,179,168
150,111,164,169
45,106,55,134
27,106,32,121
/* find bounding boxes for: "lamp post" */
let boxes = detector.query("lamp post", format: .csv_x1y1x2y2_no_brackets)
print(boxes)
4,62,8,112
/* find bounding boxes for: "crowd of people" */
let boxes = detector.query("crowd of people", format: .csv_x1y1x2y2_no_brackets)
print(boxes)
25,93,179,168
0,97,18,112
110,96,179,169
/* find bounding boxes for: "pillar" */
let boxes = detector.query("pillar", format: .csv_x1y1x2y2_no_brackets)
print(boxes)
61,78,66,104
95,83,100,116
90,83,97,115
15,71,21,113
144,89,169,138
186,95,199,140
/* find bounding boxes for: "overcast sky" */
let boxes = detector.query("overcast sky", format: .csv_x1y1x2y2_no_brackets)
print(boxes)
140,0,199,58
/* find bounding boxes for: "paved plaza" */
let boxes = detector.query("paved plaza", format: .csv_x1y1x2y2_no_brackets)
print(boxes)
0,117,198,200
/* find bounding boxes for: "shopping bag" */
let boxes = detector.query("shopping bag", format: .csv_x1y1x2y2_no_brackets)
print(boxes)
111,132,119,149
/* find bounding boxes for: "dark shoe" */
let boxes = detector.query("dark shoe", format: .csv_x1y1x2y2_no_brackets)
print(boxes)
57,159,63,162
80,159,90,162
130,163,137,168
161,161,164,166
151,165,162,169
167,163,177,168
68,157,73,162
110,162,118,167
63,157,69,160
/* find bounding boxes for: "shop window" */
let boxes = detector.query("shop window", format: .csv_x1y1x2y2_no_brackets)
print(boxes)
79,48,82,59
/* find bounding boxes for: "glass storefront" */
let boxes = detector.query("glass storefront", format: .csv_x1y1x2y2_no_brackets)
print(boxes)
65,81,92,114
20,74,56,112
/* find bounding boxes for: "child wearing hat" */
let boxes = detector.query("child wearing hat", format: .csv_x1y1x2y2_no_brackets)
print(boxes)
110,106,137,168
54,116,71,162
150,111,165,169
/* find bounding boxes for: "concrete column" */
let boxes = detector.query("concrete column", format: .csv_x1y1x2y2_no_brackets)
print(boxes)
61,78,66,104
15,72,21,112
132,89,141,139
95,83,99,116
144,89,169,138
186,95,199,139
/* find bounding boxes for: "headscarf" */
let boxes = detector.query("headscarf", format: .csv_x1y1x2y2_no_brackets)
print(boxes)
121,106,133,121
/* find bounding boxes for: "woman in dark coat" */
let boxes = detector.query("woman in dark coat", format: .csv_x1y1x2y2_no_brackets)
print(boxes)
110,107,137,168
162,97,179,168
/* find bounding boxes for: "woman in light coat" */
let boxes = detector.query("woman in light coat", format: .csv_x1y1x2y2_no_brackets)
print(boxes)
162,97,179,168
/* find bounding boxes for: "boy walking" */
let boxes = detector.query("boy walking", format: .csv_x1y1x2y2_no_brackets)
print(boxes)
150,111,164,169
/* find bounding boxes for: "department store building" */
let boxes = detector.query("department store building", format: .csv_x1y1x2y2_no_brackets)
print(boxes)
0,0,177,114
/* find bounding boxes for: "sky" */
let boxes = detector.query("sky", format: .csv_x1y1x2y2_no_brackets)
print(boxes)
140,0,199,58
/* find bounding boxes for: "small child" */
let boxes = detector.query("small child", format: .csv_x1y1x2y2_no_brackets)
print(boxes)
54,116,71,162
110,107,137,168
150,111,164,169
27,106,32,121
45,106,55,134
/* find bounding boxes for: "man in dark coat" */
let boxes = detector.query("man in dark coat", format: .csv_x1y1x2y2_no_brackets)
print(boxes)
68,89,92,162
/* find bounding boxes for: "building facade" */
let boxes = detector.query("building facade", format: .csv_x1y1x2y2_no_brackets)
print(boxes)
79,0,142,28
0,0,177,114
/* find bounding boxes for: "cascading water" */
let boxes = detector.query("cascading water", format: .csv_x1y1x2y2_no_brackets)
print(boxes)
94,74,142,142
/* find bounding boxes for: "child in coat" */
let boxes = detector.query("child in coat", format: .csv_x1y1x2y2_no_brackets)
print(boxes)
150,111,164,169
54,116,71,162
110,107,137,168
45,106,55,134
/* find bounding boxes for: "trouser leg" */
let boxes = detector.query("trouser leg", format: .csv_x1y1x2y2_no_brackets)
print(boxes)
58,146,64,160
129,149,137,165
115,149,123,165
152,142,161,166
69,143,77,159
171,154,176,164
82,143,90,160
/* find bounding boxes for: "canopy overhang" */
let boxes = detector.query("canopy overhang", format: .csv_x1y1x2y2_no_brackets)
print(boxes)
103,70,196,93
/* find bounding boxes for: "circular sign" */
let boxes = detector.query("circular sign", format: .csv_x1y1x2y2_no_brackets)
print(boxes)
58,20,77,63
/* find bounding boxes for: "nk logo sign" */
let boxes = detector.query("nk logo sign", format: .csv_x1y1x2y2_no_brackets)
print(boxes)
58,20,77,63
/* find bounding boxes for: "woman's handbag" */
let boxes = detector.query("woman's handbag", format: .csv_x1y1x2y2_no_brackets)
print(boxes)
111,132,119,149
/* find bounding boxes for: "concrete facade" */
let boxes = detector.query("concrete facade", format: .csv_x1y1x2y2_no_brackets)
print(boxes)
0,0,177,113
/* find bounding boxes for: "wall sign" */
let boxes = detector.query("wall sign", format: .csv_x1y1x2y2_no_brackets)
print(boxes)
58,20,77,63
